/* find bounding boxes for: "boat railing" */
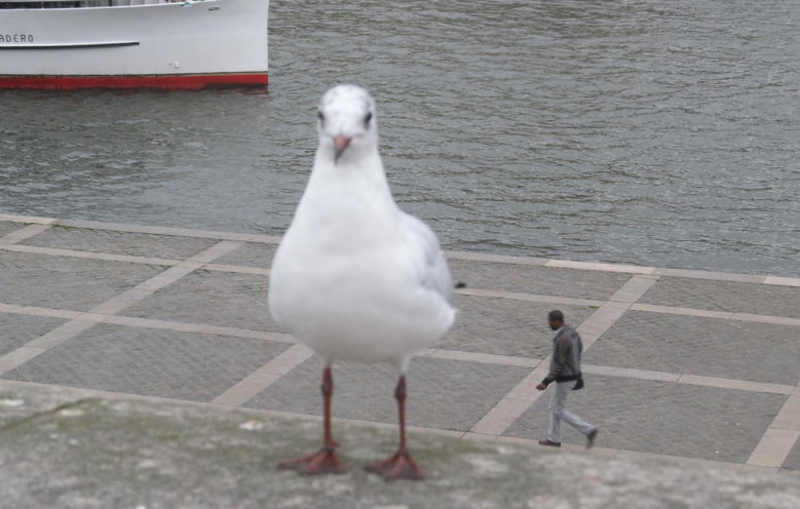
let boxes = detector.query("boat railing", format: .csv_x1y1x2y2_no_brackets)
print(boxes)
0,0,175,9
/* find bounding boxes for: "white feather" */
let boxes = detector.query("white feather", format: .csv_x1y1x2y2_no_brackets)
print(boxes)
268,85,456,372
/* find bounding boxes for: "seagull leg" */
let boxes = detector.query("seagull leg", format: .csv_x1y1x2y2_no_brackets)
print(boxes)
365,375,424,481
278,365,345,475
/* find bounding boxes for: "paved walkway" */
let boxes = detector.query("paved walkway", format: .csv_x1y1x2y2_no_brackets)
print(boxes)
1,212,799,475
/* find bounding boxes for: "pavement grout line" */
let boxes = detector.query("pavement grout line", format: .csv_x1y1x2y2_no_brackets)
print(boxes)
133,263,204,292
467,364,557,436
0,243,181,267
0,213,56,225
0,224,52,245
204,264,270,276
88,288,170,316
575,301,631,347
0,241,271,276
22,320,99,350
677,374,795,395
426,349,543,368
764,276,800,288
0,303,82,320
730,313,800,327
501,292,605,308
75,313,295,342
211,344,315,407
504,366,552,402
771,395,800,431
630,303,735,320
4,212,799,286
632,304,800,328
546,259,656,275
444,251,551,266
746,428,800,468
0,239,250,376
582,364,681,383
0,346,48,374
746,389,800,469
631,304,800,327
0,320,98,375
50,218,282,244
654,268,768,284
185,240,245,264
454,288,509,299
609,274,659,303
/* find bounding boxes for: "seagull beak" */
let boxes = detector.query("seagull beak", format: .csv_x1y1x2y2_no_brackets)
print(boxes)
333,135,352,162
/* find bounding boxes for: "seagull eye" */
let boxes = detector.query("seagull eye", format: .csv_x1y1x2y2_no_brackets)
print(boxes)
317,111,325,124
364,112,373,127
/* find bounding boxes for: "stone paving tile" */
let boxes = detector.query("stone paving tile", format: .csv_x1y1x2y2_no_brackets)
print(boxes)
0,221,25,239
0,312,67,357
783,437,800,471
20,226,218,260
640,277,800,319
448,259,630,300
585,311,800,386
246,355,531,432
0,251,165,312
123,269,277,332
0,324,290,402
504,375,787,463
213,243,278,269
441,295,595,358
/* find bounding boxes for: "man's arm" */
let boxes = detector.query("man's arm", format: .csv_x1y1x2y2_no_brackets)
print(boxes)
540,336,571,387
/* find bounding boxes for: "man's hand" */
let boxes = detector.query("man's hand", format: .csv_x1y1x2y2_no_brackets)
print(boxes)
536,382,548,391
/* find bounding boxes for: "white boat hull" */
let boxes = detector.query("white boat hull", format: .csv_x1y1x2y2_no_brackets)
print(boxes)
0,0,268,89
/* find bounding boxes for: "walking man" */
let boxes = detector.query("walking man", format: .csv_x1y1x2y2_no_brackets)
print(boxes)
536,310,599,449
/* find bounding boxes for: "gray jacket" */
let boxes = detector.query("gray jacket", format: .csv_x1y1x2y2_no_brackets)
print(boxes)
542,325,582,385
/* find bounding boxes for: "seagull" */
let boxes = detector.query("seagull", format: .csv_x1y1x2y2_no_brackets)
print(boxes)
268,84,456,481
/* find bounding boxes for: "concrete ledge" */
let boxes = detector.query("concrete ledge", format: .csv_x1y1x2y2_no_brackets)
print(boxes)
0,381,799,509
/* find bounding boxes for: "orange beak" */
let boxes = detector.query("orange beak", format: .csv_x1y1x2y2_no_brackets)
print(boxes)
334,135,352,162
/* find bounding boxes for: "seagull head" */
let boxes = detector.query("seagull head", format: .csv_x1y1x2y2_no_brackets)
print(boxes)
317,84,378,164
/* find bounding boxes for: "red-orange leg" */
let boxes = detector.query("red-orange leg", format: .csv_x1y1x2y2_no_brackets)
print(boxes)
278,365,345,475
365,375,424,481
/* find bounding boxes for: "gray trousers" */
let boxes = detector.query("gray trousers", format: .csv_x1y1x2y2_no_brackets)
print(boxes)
548,380,595,442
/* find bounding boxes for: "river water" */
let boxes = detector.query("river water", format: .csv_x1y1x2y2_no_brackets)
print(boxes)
1,0,799,276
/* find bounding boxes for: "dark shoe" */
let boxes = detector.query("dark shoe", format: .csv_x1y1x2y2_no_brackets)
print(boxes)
586,429,599,449
538,439,562,448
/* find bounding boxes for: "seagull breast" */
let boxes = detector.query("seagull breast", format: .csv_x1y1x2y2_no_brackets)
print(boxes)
268,85,456,369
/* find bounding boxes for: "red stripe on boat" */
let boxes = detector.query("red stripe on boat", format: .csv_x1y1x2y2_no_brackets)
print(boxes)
0,73,268,90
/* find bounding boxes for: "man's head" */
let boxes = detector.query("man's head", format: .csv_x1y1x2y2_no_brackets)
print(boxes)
548,310,565,331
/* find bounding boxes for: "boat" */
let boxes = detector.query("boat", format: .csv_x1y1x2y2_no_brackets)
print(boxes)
0,0,268,90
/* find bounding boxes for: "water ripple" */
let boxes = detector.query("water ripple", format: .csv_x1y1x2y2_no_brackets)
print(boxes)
1,0,799,276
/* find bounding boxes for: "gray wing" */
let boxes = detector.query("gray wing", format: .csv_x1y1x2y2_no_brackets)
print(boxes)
400,211,454,304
